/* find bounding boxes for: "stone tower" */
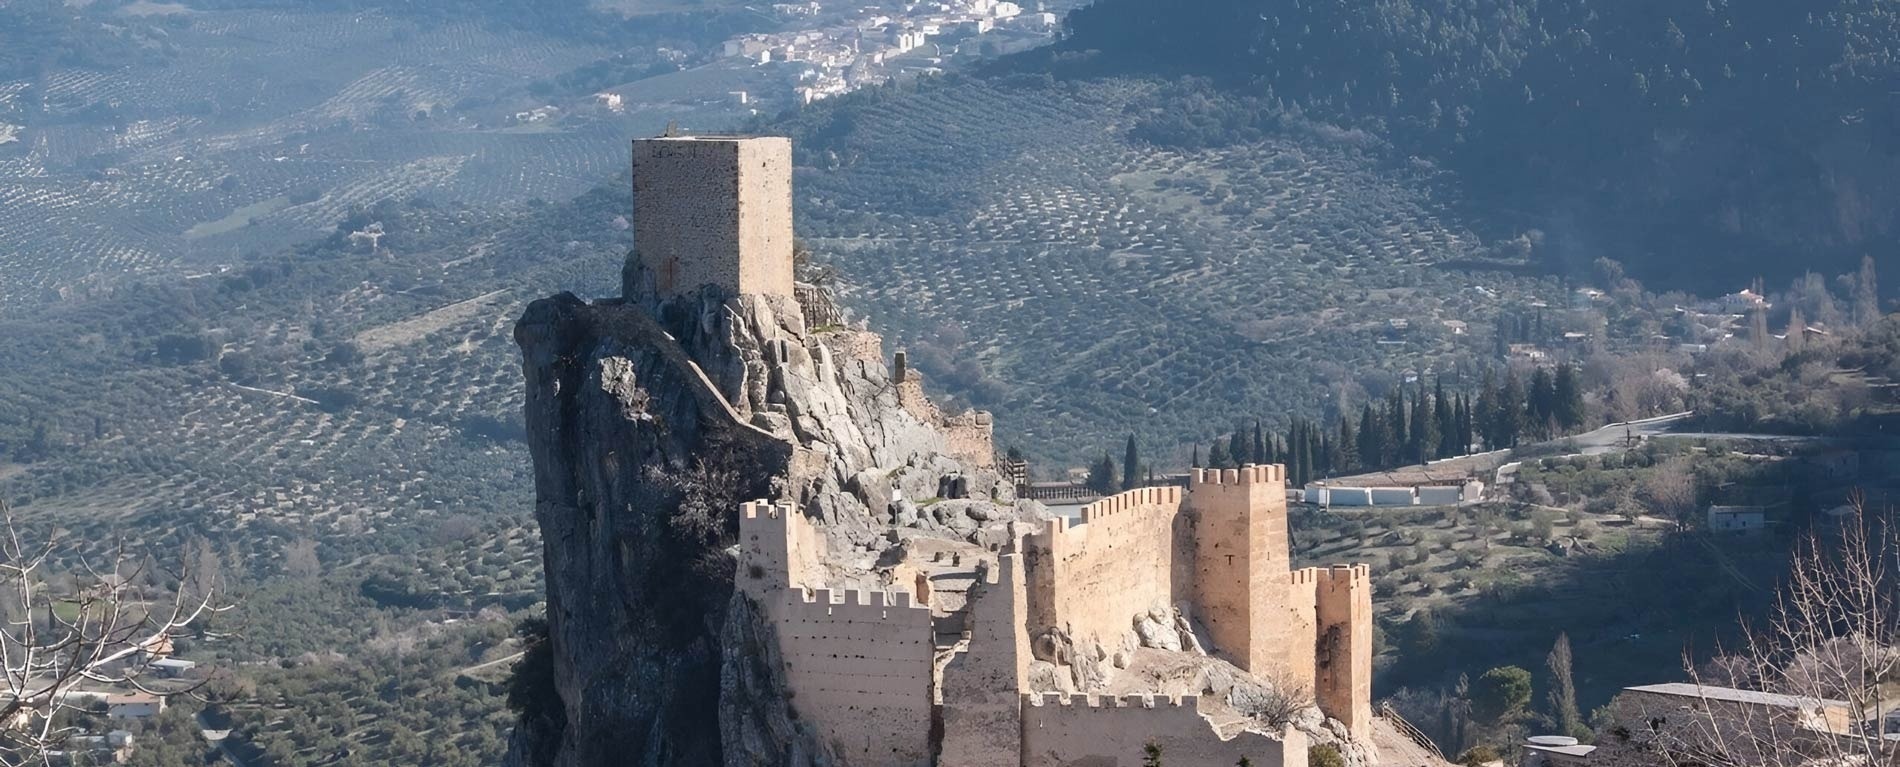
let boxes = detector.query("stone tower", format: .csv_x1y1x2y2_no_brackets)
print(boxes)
1315,564,1373,741
1186,465,1310,679
631,135,795,298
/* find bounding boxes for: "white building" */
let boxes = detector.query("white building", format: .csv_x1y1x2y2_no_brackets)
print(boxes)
107,694,164,721
1707,505,1769,533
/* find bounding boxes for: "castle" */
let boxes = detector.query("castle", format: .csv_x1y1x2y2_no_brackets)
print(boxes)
634,136,1375,767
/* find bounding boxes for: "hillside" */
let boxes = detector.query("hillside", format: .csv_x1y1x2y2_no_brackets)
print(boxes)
1017,0,1900,296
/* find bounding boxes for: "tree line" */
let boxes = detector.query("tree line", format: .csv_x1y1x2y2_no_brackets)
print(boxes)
1087,364,1589,493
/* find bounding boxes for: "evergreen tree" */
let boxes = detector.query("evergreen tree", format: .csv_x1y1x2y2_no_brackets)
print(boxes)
1263,432,1278,465
1553,364,1585,431
1434,377,1457,458
1358,403,1382,470
1456,394,1474,455
1337,416,1357,474
1529,367,1557,439
1207,437,1232,469
1499,370,1527,448
1855,255,1881,328
1122,435,1141,491
1191,444,1201,469
1410,382,1436,464
1475,369,1500,449
1232,420,1254,465
1386,386,1408,463
1546,633,1582,739
1086,453,1119,494
1252,422,1267,468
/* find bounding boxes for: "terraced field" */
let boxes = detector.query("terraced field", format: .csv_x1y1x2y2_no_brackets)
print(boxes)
0,8,657,310
792,78,1562,464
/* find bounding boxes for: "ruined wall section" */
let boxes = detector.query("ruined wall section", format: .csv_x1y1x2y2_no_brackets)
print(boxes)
1187,465,1308,682
1314,564,1373,742
1019,694,1307,767
890,352,995,469
768,588,935,766
940,554,1030,767
1023,487,1186,651
631,137,793,298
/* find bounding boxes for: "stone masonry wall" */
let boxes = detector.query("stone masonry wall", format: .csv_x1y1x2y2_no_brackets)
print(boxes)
737,500,822,602
1020,694,1308,767
631,137,793,298
1187,466,1308,681
939,554,1031,767
1315,564,1373,743
767,588,935,766
1025,487,1187,652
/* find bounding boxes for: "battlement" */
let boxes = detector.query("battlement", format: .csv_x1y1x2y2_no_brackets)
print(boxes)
1190,464,1285,487
1078,485,1183,524
799,587,929,611
737,498,819,599
1317,564,1371,590
1025,693,1202,709
742,499,797,521
1290,567,1320,586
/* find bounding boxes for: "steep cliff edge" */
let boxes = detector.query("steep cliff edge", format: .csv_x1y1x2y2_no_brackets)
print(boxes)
507,272,1013,767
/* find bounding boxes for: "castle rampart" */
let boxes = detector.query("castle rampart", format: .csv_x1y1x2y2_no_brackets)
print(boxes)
767,587,935,765
1020,693,1306,767
738,500,822,601
1024,486,1187,651
631,136,794,298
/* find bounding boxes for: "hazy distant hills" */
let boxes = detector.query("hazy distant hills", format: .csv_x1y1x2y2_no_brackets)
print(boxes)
1017,0,1900,296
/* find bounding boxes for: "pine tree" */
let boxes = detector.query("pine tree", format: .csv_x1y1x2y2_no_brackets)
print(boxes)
1122,435,1141,491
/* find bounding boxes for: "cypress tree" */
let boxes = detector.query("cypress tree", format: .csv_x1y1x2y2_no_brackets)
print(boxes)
1232,420,1254,465
1412,382,1438,464
1386,386,1408,462
1122,434,1141,491
1357,404,1379,470
1500,370,1527,448
1476,369,1500,449
1338,415,1357,474
1554,364,1585,431
1191,444,1201,468
1529,367,1557,439
1208,437,1231,469
1252,421,1267,467
1434,377,1456,458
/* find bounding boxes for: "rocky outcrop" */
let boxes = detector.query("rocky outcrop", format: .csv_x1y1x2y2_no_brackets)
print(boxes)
507,268,1012,767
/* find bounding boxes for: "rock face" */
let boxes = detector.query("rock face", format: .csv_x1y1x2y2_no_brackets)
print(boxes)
507,271,1007,767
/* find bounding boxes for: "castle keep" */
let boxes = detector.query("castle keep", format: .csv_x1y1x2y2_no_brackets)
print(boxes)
632,136,795,297
637,134,1376,766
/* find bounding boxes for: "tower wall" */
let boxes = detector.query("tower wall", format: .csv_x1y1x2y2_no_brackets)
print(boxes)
737,500,822,600
1187,465,1307,680
631,136,794,298
1315,564,1373,742
940,553,1031,767
769,588,935,766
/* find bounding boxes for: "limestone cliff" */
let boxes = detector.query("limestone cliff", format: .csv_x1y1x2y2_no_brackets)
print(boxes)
506,271,1014,767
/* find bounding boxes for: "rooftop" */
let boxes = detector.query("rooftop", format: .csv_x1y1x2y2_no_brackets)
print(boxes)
1625,683,1846,710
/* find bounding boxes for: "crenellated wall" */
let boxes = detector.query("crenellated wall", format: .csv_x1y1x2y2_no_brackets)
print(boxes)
768,587,936,766
737,500,823,601
1019,693,1307,767
1023,486,1187,650
1314,564,1373,742
940,553,1031,767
